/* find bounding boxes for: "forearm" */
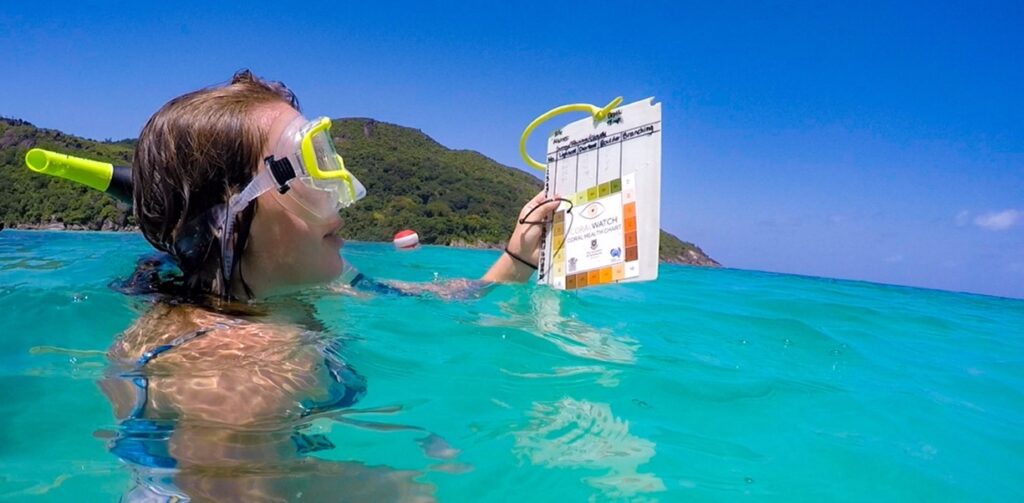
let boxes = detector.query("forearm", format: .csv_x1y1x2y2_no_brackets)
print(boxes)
481,251,536,283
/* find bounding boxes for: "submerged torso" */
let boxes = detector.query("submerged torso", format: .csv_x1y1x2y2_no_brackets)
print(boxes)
101,302,366,468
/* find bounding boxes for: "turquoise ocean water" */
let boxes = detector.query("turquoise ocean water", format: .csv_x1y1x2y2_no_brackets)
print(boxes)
0,230,1021,501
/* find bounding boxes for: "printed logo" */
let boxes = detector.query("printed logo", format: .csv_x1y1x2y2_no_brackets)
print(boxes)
581,202,605,219
568,257,577,272
590,239,599,250
610,247,621,259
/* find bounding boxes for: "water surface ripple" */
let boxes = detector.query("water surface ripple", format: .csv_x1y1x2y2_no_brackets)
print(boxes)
1,230,1022,501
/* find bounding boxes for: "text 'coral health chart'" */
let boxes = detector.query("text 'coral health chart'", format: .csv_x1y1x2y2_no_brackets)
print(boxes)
538,98,661,290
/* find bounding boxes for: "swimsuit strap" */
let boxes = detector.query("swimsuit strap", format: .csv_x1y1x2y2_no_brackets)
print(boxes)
135,325,218,367
124,322,231,419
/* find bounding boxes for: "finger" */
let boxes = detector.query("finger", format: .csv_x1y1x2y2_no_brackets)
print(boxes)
520,191,549,218
530,198,561,221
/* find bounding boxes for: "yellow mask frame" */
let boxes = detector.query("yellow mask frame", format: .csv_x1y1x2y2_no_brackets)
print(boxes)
297,117,359,203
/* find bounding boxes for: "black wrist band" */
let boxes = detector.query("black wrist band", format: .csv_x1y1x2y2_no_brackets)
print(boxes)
504,246,537,270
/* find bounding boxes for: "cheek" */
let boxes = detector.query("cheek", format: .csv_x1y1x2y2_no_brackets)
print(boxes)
273,206,343,282
250,194,343,286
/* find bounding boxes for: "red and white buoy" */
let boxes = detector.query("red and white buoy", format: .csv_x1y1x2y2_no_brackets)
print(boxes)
393,229,420,250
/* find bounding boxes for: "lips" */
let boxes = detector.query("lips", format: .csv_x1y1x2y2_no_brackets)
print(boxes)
324,219,345,246
324,219,344,237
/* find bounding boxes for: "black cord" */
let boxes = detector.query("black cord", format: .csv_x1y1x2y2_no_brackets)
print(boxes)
519,197,573,225
514,197,575,279
504,246,537,270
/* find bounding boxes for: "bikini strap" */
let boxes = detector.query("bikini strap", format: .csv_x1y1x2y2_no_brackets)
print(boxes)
124,322,231,419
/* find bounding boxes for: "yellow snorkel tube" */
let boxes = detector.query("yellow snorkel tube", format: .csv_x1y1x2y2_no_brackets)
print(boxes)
24,148,133,205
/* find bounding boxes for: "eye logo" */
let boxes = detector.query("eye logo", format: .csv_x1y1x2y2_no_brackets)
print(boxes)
581,202,605,219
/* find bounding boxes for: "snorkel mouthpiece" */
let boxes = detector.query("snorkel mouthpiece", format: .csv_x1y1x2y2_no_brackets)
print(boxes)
24,148,133,205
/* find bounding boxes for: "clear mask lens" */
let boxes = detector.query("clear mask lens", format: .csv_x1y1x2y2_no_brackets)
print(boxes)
309,130,344,173
269,116,368,221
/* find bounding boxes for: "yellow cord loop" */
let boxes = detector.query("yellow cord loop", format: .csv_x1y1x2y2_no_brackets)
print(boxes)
519,96,623,172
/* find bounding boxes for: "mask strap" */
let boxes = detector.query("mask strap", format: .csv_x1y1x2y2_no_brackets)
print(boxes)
220,168,279,291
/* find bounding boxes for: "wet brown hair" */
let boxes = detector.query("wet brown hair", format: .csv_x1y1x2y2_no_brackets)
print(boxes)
133,69,300,299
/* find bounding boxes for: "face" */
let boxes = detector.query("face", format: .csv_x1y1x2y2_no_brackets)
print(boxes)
240,102,346,295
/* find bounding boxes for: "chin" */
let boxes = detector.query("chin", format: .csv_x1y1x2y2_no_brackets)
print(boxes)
320,251,344,280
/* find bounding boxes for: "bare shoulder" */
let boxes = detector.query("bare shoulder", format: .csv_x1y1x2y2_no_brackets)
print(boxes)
106,303,335,424
109,303,311,367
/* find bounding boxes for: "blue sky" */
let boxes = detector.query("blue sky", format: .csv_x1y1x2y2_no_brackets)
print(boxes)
2,1,1021,298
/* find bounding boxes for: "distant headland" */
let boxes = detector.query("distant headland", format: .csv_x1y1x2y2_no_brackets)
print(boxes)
0,117,718,267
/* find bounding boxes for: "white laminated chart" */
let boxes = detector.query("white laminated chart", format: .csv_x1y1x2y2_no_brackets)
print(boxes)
538,98,661,290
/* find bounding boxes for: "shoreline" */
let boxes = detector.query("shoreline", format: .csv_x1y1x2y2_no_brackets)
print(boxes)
1,227,714,266
1,226,510,251
6,222,139,232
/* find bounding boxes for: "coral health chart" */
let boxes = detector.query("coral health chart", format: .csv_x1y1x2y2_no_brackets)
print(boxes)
539,98,662,290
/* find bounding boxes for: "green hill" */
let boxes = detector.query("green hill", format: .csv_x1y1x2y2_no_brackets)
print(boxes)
332,118,542,245
0,116,718,266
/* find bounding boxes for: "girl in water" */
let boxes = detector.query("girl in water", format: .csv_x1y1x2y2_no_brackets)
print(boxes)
99,70,556,501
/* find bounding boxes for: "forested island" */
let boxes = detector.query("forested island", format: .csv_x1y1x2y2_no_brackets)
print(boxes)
0,117,718,266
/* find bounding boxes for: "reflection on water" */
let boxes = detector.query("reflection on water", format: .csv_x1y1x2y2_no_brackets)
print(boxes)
485,290,661,497
25,345,108,379
513,397,665,498
0,257,68,270
481,289,639,364
500,365,622,388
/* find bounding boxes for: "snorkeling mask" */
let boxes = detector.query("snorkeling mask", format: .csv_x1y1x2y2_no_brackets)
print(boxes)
221,116,366,279
226,116,366,223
